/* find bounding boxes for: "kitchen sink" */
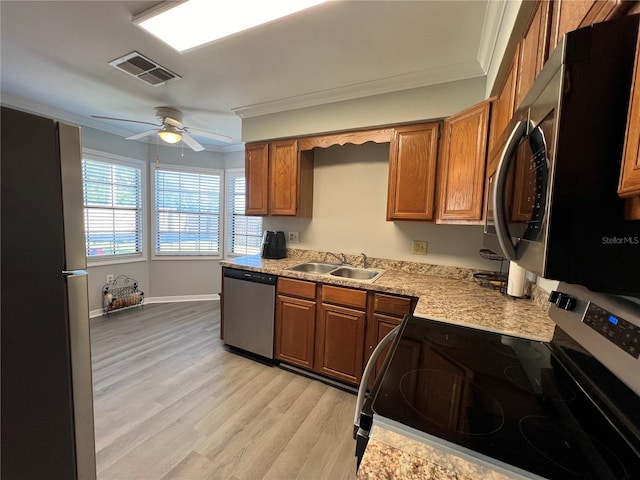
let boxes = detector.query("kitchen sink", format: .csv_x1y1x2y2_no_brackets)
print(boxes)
285,262,339,274
284,262,385,282
329,266,382,281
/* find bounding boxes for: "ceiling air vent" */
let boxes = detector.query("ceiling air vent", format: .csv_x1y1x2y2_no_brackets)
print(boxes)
109,51,181,86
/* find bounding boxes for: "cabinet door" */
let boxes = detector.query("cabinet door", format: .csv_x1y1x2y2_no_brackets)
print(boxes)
315,303,366,385
618,31,640,220
516,1,551,108
489,49,519,155
275,295,316,369
436,100,490,223
245,142,269,215
269,140,299,216
549,0,629,52
619,27,640,207
366,313,401,387
387,123,440,221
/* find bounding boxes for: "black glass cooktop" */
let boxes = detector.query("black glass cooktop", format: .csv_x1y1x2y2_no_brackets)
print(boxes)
365,316,640,479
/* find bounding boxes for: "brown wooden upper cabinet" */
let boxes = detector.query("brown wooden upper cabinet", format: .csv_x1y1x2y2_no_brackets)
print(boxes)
549,0,632,52
619,21,640,219
436,100,491,224
387,122,440,221
515,1,552,109
245,142,270,215
488,48,519,155
244,140,314,217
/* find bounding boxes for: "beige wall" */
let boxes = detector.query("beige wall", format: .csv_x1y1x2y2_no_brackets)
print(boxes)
264,143,498,271
242,77,486,142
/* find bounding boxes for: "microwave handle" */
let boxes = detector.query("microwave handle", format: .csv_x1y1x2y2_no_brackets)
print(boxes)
493,120,528,261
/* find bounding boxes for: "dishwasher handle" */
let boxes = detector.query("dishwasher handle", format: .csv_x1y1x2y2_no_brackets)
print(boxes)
223,268,277,285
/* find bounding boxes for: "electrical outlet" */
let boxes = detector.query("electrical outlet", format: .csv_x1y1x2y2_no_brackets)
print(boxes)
106,274,114,283
288,231,299,243
412,240,427,255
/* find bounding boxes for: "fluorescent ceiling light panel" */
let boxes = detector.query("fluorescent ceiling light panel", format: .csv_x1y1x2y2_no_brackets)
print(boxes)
135,0,328,52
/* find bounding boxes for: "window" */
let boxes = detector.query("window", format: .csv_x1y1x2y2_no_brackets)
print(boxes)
82,151,144,262
225,169,263,256
153,164,222,257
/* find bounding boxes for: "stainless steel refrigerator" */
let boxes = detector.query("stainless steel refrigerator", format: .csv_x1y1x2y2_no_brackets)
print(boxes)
1,106,97,479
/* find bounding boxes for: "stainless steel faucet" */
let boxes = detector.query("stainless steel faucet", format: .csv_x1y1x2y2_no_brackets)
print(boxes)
326,252,346,265
361,252,368,269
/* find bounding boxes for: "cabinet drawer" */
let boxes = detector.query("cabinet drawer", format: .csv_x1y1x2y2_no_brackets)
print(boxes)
321,285,367,310
278,277,316,300
374,293,413,317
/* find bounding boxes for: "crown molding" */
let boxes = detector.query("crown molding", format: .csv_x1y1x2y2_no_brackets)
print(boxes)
477,0,508,73
232,60,485,119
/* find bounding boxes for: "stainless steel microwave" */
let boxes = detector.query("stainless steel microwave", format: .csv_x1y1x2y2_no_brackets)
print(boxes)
484,14,640,298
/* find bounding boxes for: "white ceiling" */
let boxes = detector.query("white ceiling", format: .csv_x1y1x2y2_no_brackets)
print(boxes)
0,0,506,151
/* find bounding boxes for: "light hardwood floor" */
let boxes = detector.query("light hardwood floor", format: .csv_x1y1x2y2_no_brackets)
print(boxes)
91,301,358,480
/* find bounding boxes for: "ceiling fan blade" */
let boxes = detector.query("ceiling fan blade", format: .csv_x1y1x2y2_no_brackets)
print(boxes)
91,115,159,127
126,129,159,140
181,132,205,152
185,127,233,143
163,116,184,128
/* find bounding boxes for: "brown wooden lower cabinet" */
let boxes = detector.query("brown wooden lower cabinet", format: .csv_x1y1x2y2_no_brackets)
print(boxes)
274,277,416,386
275,284,316,369
368,313,402,386
365,293,416,387
315,302,366,385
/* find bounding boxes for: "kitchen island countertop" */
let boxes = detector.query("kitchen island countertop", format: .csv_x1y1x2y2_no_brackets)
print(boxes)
221,254,555,342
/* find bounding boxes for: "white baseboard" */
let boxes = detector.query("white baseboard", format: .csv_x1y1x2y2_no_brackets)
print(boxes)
145,294,220,304
89,294,219,318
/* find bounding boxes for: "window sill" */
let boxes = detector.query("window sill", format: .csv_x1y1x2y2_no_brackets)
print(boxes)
151,254,222,261
87,255,147,268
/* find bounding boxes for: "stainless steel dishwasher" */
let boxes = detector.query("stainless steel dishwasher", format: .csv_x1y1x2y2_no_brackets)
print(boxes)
222,268,276,359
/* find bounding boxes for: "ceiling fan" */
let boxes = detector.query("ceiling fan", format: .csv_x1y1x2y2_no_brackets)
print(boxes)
91,107,233,151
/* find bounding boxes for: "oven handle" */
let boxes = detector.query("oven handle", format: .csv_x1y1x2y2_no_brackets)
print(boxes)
494,120,528,261
353,325,401,430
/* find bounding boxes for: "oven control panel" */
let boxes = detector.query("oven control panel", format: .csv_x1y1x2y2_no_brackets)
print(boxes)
583,302,640,359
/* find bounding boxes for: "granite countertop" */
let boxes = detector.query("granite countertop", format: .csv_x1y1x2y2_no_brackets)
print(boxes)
221,252,555,342
357,424,517,480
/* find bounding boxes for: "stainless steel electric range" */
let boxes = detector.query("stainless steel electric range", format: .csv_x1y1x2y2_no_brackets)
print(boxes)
356,282,640,479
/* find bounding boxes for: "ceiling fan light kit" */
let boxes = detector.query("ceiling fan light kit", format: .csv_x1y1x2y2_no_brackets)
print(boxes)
158,125,182,144
91,106,232,151
158,128,182,143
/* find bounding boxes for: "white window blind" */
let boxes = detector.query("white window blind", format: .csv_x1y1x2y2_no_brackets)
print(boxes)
226,170,263,256
82,157,143,259
154,166,221,256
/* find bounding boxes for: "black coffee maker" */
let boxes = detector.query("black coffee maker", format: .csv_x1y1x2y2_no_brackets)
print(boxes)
261,231,287,259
